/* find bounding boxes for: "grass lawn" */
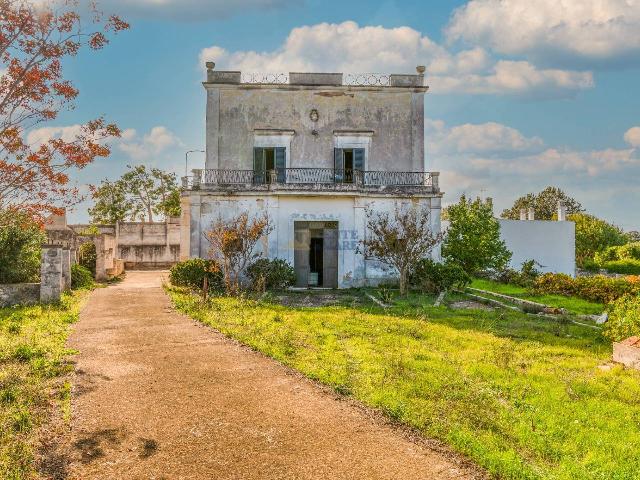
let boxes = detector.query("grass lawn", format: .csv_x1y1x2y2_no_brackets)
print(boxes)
470,278,605,316
169,287,640,480
0,292,87,479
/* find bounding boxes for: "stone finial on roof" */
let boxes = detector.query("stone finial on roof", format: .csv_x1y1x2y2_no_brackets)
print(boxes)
416,65,426,75
206,62,215,82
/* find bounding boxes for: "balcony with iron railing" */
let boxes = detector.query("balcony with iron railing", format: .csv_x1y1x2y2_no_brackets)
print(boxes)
181,168,440,195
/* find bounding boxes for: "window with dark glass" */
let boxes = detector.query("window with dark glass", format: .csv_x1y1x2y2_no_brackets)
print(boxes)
253,147,285,183
334,148,364,183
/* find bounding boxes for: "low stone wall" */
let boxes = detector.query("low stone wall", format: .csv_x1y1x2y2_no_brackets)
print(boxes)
0,283,40,307
117,219,181,269
106,259,125,277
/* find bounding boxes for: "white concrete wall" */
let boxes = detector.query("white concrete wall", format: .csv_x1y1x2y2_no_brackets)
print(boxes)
190,192,441,288
498,219,575,276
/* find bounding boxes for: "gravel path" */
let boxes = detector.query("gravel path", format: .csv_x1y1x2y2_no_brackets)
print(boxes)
60,271,483,479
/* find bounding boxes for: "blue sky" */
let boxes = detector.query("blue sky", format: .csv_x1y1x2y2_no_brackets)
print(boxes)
46,0,639,229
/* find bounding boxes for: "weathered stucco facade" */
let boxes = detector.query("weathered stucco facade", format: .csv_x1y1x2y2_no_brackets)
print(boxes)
205,77,425,172
183,67,442,288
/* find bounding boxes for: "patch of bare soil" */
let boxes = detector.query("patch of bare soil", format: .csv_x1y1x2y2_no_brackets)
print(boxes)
449,300,494,311
52,271,486,479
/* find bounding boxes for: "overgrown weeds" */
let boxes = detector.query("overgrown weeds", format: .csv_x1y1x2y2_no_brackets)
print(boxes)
0,293,86,478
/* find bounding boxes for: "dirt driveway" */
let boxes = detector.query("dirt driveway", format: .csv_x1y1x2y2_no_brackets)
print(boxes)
59,271,483,479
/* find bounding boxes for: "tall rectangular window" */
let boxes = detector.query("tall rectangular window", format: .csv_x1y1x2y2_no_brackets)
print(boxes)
254,147,286,183
334,148,364,183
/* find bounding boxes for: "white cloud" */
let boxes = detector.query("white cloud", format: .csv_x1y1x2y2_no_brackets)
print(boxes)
200,21,594,98
446,0,640,68
118,126,181,160
27,124,84,146
431,121,639,182
434,123,640,228
624,126,640,147
426,119,544,155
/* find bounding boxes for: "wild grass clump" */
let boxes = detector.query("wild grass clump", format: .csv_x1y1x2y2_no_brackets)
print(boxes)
0,293,86,478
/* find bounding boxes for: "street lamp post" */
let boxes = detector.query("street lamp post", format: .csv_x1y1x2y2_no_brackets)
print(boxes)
185,149,205,176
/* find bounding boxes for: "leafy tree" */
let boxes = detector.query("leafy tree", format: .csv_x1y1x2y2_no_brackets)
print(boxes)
88,180,128,224
501,186,584,220
359,205,444,295
568,213,628,267
89,166,181,223
204,212,273,295
120,165,180,222
157,188,181,219
627,231,640,243
0,1,128,222
0,209,45,283
443,195,512,275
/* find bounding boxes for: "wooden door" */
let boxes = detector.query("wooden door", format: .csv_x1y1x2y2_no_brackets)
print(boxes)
323,226,338,288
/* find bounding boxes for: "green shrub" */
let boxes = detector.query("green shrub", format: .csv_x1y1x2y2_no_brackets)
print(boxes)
410,259,471,293
71,264,94,290
532,273,640,304
595,242,640,265
495,259,541,287
377,285,395,304
78,241,97,275
0,211,45,284
619,242,640,260
603,294,640,341
580,258,600,272
600,259,640,275
569,213,628,267
169,258,224,292
246,258,296,291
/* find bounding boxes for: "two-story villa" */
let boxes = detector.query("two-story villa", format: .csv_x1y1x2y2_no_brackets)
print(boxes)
180,64,442,288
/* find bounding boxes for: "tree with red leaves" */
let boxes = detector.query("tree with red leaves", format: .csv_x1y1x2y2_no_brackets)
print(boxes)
0,0,128,224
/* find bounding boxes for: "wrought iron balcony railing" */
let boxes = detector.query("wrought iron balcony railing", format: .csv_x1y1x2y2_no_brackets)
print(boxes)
182,168,440,193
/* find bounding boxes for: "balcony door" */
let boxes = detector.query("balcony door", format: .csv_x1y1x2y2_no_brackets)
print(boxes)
334,148,364,183
254,147,286,184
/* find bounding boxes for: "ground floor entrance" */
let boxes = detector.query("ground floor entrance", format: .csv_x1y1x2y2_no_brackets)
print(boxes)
294,221,338,288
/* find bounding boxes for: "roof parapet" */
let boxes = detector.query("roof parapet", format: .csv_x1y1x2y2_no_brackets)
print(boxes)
205,62,426,88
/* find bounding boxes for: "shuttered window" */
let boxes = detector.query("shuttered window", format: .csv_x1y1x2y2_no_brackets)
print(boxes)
334,148,365,183
253,147,286,183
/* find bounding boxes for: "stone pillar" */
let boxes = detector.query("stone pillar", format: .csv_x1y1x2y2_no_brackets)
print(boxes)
557,201,567,221
40,245,63,303
94,236,108,281
528,207,535,221
205,86,220,170
189,194,203,258
61,248,71,290
180,193,192,260
192,169,202,189
431,172,439,192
